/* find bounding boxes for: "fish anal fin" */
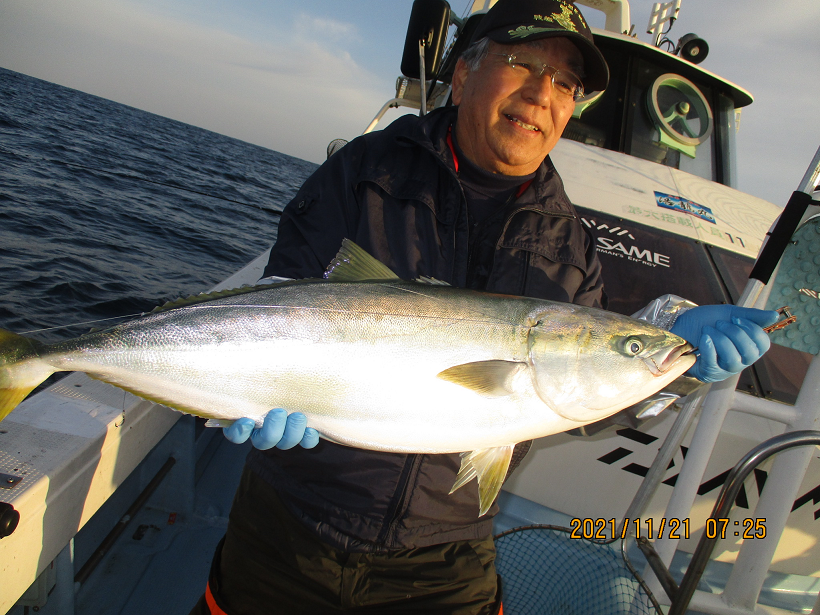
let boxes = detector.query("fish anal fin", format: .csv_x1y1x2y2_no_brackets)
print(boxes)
437,360,526,397
324,239,400,282
450,445,516,516
83,373,220,422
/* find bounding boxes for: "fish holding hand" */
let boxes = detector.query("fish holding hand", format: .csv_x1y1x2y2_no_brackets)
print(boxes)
0,240,695,515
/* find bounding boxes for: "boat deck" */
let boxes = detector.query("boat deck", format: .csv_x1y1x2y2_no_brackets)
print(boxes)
3,414,612,615
7,419,244,615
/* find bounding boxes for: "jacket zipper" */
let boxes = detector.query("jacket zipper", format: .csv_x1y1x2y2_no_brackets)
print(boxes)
377,453,423,548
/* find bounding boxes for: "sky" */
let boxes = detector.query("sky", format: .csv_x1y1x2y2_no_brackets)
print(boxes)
1,0,817,206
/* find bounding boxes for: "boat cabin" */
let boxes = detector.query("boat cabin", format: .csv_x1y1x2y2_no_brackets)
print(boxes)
364,0,810,406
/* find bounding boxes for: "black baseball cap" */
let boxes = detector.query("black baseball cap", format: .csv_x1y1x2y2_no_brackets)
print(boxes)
471,0,609,93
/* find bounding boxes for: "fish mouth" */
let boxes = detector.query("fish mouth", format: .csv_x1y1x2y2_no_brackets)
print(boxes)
645,341,696,376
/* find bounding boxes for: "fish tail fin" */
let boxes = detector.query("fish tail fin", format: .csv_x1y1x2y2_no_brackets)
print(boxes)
450,445,515,517
0,329,53,422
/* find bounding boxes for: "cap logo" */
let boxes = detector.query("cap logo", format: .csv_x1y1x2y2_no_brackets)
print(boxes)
508,24,554,39
532,5,580,33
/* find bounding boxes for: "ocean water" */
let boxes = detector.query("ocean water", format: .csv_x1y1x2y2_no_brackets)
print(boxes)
0,67,318,344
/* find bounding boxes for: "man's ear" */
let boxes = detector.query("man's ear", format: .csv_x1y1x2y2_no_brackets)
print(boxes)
451,58,469,106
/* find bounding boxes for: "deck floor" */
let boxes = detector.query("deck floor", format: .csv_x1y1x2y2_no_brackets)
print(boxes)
8,428,249,615
81,436,246,615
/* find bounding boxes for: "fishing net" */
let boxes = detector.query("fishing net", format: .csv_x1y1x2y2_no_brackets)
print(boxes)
494,525,663,615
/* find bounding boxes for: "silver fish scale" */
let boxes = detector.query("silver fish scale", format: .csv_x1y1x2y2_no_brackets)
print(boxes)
29,279,692,454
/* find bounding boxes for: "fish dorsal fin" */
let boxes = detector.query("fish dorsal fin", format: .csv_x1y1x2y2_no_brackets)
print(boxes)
150,284,282,314
437,360,526,397
450,446,516,516
324,239,399,282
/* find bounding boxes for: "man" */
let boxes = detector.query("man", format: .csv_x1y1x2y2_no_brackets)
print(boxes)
191,1,776,613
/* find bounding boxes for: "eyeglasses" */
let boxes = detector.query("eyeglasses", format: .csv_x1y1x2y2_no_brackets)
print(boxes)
489,52,585,102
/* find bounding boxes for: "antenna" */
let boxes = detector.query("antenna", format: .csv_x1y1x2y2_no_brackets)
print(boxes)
647,0,681,47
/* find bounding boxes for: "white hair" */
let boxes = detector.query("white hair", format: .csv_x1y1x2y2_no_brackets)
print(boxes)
459,37,491,72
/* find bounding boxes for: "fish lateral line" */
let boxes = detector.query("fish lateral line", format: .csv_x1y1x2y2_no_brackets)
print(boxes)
378,282,515,325
165,302,515,326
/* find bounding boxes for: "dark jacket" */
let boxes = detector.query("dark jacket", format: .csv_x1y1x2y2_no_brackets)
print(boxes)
247,106,605,553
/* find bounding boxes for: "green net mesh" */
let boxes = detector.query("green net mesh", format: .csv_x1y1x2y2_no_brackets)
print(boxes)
494,525,662,615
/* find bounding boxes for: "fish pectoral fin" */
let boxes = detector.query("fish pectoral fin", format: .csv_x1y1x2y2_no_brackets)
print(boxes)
450,446,516,516
324,239,400,282
436,360,526,397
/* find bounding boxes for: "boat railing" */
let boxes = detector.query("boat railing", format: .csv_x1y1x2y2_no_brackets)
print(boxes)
575,0,631,35
622,147,820,614
646,430,820,614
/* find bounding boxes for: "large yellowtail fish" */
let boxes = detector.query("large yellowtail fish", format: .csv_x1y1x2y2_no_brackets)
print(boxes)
0,240,694,514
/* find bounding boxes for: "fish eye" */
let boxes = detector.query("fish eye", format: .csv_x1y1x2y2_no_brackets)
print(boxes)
623,336,644,356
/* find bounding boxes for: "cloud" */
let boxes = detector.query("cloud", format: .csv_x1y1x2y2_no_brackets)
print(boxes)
0,0,391,163
5,0,813,201
707,3,820,202
293,13,361,43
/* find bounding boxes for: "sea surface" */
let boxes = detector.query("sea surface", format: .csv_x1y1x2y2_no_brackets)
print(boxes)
0,67,318,344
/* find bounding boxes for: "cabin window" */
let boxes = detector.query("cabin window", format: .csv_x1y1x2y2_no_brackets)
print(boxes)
716,93,739,188
624,59,715,181
575,206,727,316
563,46,628,152
704,244,811,404
563,41,737,186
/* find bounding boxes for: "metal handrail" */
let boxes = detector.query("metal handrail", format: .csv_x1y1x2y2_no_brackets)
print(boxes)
667,431,820,615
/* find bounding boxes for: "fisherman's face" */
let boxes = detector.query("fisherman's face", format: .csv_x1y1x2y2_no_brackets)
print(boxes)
452,38,582,176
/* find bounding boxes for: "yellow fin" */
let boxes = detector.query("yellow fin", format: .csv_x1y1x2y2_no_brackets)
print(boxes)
324,239,399,282
437,360,526,397
0,329,52,422
0,386,39,423
450,446,516,516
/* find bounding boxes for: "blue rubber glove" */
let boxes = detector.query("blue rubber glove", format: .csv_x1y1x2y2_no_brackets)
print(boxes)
670,305,779,383
223,409,320,450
